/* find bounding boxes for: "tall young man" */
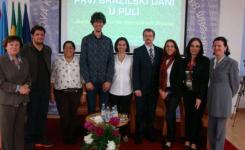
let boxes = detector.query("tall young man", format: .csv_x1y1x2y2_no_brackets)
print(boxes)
80,12,114,113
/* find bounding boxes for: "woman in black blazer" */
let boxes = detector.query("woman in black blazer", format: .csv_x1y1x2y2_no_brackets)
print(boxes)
159,39,183,150
183,38,210,150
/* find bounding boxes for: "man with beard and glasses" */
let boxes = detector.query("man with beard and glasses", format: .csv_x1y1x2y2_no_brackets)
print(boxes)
133,28,163,144
21,25,53,149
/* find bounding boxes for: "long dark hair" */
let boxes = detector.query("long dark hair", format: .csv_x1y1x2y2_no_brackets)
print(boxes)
163,39,181,59
185,37,204,60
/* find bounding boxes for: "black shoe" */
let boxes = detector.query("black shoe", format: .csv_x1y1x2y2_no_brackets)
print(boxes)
26,143,35,150
163,142,171,150
184,145,191,150
145,133,157,142
190,144,198,150
190,146,199,150
134,136,142,145
163,144,171,150
35,139,53,148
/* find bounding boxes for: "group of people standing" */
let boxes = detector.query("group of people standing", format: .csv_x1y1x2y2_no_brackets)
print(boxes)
0,11,240,150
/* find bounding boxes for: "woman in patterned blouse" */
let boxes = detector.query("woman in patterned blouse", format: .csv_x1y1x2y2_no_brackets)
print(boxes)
50,41,86,144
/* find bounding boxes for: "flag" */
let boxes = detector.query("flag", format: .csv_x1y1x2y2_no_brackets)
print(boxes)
22,3,31,44
16,2,22,38
10,2,16,36
0,1,8,56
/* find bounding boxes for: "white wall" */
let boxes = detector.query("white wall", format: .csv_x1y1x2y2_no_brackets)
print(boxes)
219,0,245,108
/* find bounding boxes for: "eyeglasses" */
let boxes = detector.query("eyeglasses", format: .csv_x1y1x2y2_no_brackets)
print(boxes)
190,45,200,48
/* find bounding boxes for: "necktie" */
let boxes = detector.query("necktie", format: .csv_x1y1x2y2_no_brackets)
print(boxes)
149,48,154,64
13,57,20,69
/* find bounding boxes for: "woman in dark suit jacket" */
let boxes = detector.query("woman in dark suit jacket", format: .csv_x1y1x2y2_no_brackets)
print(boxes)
159,39,183,150
207,37,239,150
0,36,31,150
183,38,210,150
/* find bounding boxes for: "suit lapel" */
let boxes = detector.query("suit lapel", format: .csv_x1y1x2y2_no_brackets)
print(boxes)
143,45,160,65
153,46,160,65
4,55,21,71
209,58,214,80
169,59,177,79
142,45,152,65
19,58,26,71
215,56,228,70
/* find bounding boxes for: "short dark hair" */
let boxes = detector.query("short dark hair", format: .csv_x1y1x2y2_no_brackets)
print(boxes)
3,36,23,49
185,37,204,59
163,39,181,59
63,41,76,50
114,37,130,53
31,25,46,35
143,28,155,37
90,12,106,24
213,36,230,56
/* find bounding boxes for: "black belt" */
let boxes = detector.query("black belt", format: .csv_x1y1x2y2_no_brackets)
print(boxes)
60,88,82,93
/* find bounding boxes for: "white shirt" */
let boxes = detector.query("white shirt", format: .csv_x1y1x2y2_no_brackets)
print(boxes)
51,55,83,90
166,59,174,87
145,44,155,58
109,55,133,96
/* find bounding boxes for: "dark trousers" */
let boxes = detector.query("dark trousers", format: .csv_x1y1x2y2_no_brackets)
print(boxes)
165,94,180,142
183,91,206,144
87,82,109,113
109,93,132,136
25,90,49,143
0,104,26,150
208,115,227,150
54,89,82,142
135,91,158,138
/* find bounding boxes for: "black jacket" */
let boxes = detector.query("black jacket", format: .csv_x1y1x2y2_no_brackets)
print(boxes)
183,55,210,101
165,57,184,96
21,43,52,89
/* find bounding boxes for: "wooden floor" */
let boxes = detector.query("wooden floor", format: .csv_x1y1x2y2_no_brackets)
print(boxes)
226,109,245,150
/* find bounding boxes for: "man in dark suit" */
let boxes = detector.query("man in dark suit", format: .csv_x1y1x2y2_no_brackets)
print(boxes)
21,25,53,149
133,28,163,144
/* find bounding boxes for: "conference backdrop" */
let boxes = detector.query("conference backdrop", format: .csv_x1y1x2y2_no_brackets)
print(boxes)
61,0,187,53
1,0,221,57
